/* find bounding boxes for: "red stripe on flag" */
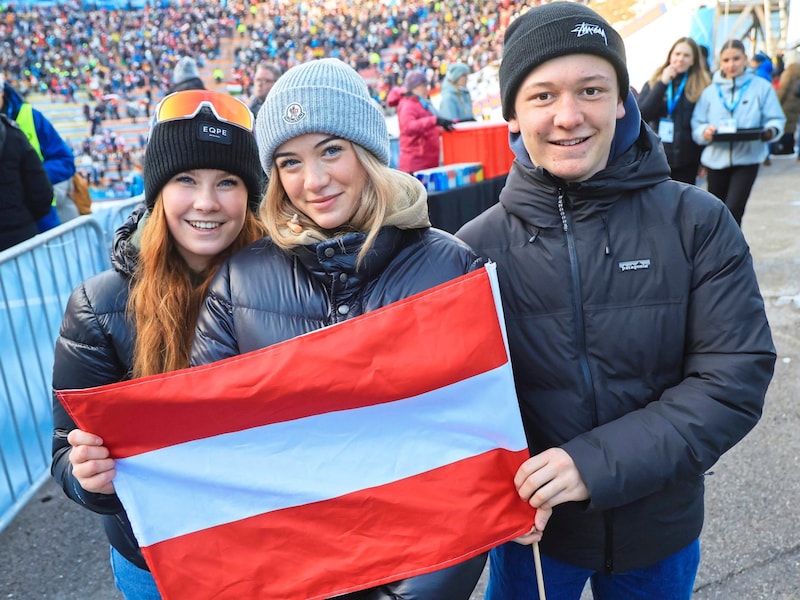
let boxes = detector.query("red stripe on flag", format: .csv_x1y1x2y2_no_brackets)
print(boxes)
59,269,506,458
143,448,533,600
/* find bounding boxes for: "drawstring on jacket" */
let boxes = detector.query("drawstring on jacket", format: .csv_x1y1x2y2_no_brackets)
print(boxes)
602,215,612,256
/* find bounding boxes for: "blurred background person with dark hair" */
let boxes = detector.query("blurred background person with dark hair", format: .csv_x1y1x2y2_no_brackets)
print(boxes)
773,49,800,160
2,74,75,232
0,113,54,251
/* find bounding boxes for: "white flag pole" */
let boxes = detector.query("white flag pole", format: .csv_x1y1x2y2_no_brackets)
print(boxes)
533,541,547,600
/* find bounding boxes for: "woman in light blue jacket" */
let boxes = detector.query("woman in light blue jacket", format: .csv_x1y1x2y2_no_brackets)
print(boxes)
692,39,785,225
437,62,475,122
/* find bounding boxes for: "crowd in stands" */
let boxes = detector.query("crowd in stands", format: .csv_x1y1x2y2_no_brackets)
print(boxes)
0,0,524,109
0,0,531,191
232,0,519,103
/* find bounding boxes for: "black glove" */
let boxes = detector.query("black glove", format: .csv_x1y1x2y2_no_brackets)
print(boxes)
436,117,455,131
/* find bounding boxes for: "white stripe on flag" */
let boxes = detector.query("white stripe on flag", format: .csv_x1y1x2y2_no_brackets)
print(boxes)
115,362,524,547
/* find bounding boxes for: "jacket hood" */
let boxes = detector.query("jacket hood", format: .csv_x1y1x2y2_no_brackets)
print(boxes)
386,86,407,108
111,203,147,277
500,119,671,227
2,82,24,117
712,68,756,89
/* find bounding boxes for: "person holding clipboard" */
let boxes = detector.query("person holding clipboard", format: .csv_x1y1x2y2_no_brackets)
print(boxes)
638,37,710,184
691,39,785,226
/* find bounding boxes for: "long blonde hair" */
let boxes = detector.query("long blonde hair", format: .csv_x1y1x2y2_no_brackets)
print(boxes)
127,198,265,378
259,144,420,265
648,37,711,104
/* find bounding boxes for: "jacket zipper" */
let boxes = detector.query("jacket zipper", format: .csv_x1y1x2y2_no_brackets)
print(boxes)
557,189,614,573
556,190,598,427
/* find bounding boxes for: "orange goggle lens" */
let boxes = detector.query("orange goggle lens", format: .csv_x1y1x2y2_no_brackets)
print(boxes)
155,90,254,132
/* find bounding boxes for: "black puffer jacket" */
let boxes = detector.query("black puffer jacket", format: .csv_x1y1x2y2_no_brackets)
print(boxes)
192,227,483,359
0,114,53,251
457,124,775,573
191,225,486,600
637,80,703,171
51,205,150,570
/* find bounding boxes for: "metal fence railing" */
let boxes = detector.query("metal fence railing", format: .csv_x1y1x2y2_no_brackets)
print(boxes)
0,198,141,534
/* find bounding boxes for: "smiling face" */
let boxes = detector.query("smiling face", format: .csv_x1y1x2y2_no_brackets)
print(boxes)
508,54,625,183
161,169,248,272
274,133,368,230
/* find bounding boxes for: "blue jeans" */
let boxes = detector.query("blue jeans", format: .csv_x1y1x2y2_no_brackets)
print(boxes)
110,547,162,600
485,538,700,600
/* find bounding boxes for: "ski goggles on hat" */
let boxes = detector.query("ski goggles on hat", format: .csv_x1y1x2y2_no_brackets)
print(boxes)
154,90,254,133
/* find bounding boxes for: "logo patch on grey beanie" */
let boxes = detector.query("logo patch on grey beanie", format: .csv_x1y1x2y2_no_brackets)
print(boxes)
283,103,306,124
197,122,232,145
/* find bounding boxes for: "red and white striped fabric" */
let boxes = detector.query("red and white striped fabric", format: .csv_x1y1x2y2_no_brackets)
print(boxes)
58,263,534,599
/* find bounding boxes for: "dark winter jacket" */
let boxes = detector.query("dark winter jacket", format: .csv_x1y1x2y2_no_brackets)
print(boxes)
3,82,75,185
457,123,775,573
51,206,150,571
191,195,486,599
637,79,703,170
0,115,53,251
192,227,481,359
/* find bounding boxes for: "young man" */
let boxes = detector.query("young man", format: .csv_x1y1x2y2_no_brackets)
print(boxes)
457,3,775,599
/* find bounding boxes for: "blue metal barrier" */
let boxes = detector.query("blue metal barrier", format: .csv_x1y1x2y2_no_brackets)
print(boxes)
91,194,145,249
0,216,110,533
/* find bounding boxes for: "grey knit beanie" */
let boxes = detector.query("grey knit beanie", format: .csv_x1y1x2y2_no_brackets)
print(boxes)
173,56,200,85
256,58,389,175
500,2,628,120
143,94,263,212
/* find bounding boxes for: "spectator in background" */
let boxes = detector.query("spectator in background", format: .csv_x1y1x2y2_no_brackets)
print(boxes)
457,4,774,598
249,62,282,116
0,114,54,251
387,69,453,173
774,49,800,160
51,90,266,600
751,51,776,165
2,75,75,232
168,56,206,93
637,37,711,184
751,51,774,82
438,62,475,122
692,39,785,226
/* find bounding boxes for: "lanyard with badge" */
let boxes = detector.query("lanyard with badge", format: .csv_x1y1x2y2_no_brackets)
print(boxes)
714,79,752,133
657,73,687,144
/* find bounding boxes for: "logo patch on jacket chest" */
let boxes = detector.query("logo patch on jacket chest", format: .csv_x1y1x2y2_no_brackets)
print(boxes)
618,259,651,272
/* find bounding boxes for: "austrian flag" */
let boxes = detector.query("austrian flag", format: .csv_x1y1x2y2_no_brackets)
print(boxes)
57,263,534,600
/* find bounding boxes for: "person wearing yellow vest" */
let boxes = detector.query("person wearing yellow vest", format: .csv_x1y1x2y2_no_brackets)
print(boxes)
2,76,76,232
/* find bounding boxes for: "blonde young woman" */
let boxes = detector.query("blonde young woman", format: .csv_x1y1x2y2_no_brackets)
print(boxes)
51,90,265,599
190,58,541,600
637,37,711,183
